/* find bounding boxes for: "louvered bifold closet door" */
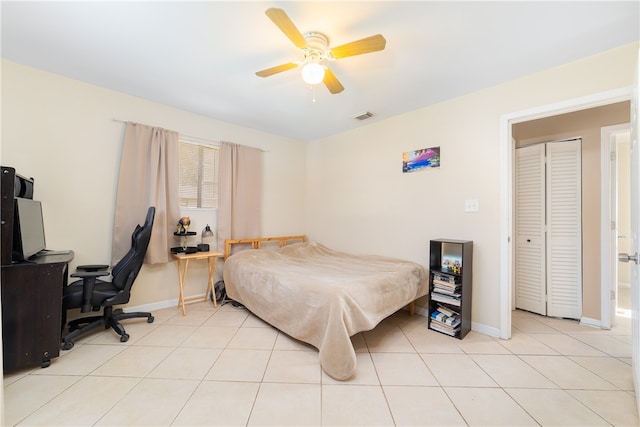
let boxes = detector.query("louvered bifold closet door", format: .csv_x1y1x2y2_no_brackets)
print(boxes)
546,139,582,319
515,144,546,315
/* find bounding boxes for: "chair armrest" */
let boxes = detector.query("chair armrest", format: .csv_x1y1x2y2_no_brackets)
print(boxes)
71,270,111,279
76,264,109,272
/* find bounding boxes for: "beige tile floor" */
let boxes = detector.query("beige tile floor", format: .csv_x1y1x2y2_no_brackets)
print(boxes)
3,302,638,426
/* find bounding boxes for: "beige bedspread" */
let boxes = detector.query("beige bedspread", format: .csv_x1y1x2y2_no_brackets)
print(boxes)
223,241,428,380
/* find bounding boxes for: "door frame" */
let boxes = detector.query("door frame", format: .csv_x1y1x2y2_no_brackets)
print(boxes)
499,87,632,339
601,124,632,330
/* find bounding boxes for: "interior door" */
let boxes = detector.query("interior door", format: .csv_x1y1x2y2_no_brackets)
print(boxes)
515,140,582,318
624,49,640,413
546,140,582,319
515,144,546,315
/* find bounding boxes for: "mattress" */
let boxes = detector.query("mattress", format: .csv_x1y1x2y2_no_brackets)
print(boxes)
223,241,428,380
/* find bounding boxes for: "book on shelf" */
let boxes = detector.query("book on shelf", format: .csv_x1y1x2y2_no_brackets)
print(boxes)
440,315,460,328
430,310,448,323
433,278,460,288
430,304,460,325
430,309,461,326
435,304,458,317
430,292,461,306
433,272,458,283
429,321,460,336
441,254,462,269
441,254,462,275
431,318,461,331
436,304,460,316
433,284,461,296
433,288,462,299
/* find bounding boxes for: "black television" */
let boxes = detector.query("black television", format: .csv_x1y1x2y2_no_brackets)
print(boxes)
12,197,46,261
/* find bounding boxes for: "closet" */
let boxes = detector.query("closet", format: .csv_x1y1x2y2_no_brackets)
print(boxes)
515,138,582,319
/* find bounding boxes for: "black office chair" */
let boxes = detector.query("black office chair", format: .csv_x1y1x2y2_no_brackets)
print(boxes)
61,207,156,350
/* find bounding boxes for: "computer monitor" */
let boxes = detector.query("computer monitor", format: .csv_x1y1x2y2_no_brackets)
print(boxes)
12,197,46,261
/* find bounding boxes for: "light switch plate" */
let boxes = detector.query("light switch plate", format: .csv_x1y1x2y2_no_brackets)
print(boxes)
464,199,479,212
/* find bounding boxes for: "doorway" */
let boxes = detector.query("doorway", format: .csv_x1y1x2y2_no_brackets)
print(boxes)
618,134,632,317
601,124,632,329
498,88,633,340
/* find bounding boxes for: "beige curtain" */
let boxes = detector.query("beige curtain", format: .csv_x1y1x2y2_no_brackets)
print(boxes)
217,142,262,251
112,122,180,265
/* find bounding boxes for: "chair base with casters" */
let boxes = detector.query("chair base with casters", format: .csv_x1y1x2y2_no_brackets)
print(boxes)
62,306,154,350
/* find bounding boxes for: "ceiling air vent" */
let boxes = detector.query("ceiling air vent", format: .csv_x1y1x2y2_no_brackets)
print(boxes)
353,111,374,121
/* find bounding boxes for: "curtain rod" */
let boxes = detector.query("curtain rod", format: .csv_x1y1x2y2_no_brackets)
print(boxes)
112,118,267,151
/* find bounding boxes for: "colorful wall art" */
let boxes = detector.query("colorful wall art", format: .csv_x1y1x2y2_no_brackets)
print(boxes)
402,146,440,173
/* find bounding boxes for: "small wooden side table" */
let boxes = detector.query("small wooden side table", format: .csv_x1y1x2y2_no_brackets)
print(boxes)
172,250,223,315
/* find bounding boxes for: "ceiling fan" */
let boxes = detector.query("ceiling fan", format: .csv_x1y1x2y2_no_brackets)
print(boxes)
255,8,386,94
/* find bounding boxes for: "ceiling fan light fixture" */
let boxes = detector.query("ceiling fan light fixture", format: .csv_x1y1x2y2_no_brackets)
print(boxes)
301,62,325,85
257,9,385,94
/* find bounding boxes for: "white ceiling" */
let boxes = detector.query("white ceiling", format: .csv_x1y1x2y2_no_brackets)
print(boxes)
2,1,638,142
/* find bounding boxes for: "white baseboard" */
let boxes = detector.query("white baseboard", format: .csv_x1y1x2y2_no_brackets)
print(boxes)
129,298,502,340
472,321,500,338
125,298,183,313
65,294,211,322
580,316,602,329
413,305,429,318
124,293,208,314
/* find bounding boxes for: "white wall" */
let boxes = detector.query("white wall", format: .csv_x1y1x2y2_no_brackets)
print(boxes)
306,42,639,334
1,60,306,307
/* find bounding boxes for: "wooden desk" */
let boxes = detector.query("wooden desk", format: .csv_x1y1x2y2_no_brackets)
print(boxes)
1,251,74,371
172,250,223,315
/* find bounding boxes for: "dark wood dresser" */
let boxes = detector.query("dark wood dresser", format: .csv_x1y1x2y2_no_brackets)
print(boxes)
1,166,73,370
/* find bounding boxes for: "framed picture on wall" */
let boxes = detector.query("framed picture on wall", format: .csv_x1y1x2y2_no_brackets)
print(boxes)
402,146,440,173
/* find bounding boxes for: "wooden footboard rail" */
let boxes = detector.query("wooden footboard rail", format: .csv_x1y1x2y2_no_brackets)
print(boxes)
224,235,307,259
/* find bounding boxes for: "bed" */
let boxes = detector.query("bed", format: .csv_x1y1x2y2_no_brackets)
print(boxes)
222,235,429,380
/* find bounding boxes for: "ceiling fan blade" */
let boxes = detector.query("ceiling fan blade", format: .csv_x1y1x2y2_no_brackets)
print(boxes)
323,68,344,94
329,34,386,59
265,8,307,49
255,62,299,78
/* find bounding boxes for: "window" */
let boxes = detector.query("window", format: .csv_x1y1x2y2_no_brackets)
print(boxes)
178,141,219,208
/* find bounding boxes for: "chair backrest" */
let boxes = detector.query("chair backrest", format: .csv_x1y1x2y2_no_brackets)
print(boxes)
111,207,155,292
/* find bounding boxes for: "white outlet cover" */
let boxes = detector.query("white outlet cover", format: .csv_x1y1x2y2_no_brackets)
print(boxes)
464,199,479,212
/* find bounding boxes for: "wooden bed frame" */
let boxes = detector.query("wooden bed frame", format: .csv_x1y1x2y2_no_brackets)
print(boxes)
223,234,415,315
223,235,307,260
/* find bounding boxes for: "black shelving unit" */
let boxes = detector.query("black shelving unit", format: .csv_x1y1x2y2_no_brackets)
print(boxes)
172,231,197,254
428,239,472,339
